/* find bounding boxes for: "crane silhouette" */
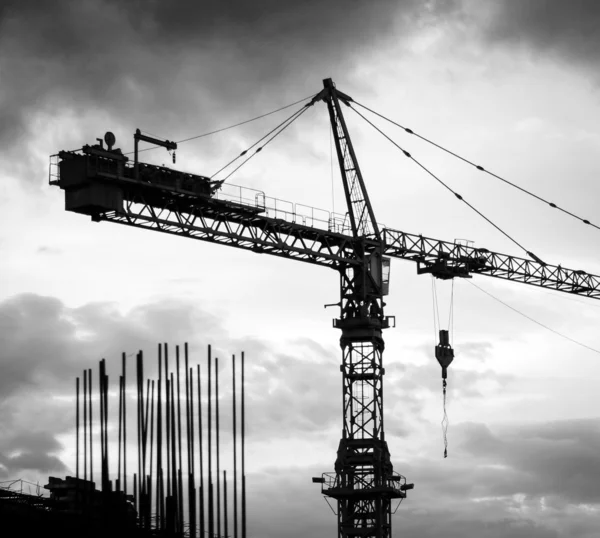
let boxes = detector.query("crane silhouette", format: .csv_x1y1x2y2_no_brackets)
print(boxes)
50,78,600,538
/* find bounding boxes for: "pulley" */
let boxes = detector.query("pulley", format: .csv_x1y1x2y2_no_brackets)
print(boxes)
435,329,454,379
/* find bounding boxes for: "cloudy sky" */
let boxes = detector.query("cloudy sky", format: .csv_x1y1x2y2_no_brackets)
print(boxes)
1,0,600,536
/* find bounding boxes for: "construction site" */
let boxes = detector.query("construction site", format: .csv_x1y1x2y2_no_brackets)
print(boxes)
1,77,599,538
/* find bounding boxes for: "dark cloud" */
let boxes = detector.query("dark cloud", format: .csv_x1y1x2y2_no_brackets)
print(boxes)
0,292,342,480
457,419,600,505
0,292,220,479
0,0,457,181
0,293,217,398
0,453,67,477
479,0,600,70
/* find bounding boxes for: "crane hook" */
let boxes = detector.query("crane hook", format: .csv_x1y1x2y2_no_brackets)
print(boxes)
435,329,454,458
435,329,454,379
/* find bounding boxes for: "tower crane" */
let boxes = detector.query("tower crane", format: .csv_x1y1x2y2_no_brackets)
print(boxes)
50,78,600,538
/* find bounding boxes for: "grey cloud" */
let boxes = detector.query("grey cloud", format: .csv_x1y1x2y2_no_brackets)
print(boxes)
0,292,342,482
0,394,72,479
0,0,457,181
477,0,600,70
0,293,218,398
214,336,341,440
1,453,67,477
0,292,222,480
457,419,600,505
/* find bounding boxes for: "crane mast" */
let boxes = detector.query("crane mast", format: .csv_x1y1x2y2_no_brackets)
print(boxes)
312,78,406,538
49,79,600,538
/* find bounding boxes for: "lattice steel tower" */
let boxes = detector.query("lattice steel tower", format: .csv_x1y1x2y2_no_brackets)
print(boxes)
313,79,411,538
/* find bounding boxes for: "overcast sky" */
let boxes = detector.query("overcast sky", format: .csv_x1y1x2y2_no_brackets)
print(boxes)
1,1,600,536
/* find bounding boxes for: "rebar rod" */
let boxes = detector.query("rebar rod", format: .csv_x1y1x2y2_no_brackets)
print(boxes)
76,377,80,481
118,375,123,492
242,351,246,538
149,379,155,529
224,470,228,538
208,345,214,538
216,356,221,538
170,374,178,531
176,346,184,531
233,354,238,538
197,363,205,538
84,370,87,482
166,361,171,498
99,360,105,491
137,352,142,506
89,368,93,484
189,362,196,538
157,344,163,529
122,355,126,496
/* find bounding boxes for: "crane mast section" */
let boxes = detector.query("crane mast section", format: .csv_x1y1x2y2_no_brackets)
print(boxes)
383,229,600,299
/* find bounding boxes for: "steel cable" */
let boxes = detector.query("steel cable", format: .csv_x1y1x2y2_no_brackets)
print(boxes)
350,105,544,262
353,100,599,232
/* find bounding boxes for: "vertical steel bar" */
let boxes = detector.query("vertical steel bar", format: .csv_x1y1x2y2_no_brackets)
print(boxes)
76,377,80,481
197,363,205,538
99,361,105,491
176,346,184,531
233,355,238,538
157,344,163,529
149,379,155,529
189,364,196,538
242,351,246,538
188,345,194,479
75,376,80,514
208,345,214,538
166,363,171,497
83,371,87,482
224,470,228,538
122,354,126,496
144,378,151,491
137,352,142,505
89,368,93,485
216,356,221,538
104,370,110,492
170,373,178,531
186,349,191,474
118,375,123,492
185,348,192,535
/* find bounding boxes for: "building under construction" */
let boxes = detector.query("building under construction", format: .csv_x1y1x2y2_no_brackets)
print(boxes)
0,343,248,538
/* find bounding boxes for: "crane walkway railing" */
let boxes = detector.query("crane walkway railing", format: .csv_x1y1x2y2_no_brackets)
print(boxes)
50,152,354,236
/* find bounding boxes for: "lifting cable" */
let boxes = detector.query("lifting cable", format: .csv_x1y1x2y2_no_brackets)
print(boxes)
211,102,312,183
432,277,455,458
467,280,600,355
119,93,317,157
350,104,545,264
352,100,599,233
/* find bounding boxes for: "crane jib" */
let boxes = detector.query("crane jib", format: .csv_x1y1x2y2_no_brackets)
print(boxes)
49,148,600,300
